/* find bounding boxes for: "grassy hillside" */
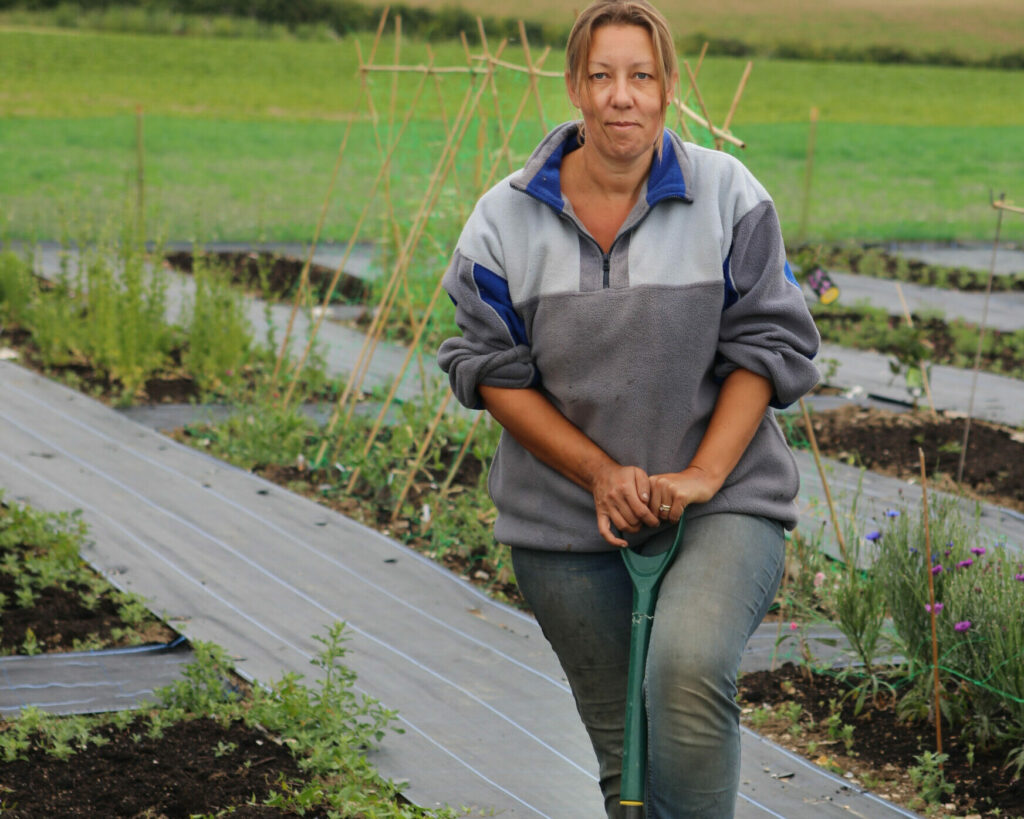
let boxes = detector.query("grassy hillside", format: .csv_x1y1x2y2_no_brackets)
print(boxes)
1,27,1022,243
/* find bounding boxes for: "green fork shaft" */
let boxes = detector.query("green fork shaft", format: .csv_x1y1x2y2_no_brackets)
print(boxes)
619,517,685,818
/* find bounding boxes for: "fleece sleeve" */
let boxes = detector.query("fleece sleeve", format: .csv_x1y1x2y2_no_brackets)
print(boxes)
436,248,537,409
715,199,821,408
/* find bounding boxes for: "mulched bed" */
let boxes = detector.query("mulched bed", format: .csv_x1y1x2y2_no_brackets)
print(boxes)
738,664,1024,817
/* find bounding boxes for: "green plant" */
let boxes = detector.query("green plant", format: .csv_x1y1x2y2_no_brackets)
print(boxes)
908,750,955,805
180,251,253,392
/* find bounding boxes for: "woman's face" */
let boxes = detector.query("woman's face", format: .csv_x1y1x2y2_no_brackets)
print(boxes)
566,23,672,167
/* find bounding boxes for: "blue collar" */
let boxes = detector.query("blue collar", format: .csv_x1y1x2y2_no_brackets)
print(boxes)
522,126,691,213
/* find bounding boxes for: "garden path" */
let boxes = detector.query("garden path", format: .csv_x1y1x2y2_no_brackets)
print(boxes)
0,361,925,818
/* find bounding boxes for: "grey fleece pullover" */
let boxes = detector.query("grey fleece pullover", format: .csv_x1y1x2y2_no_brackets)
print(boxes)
438,122,821,552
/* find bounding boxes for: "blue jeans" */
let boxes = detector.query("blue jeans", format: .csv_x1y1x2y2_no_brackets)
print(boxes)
511,513,785,819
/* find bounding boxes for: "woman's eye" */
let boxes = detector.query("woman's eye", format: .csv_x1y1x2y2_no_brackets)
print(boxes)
634,72,653,80
590,72,609,80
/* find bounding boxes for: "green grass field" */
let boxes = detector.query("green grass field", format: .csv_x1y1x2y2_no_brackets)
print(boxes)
401,0,1024,63
1,27,1022,244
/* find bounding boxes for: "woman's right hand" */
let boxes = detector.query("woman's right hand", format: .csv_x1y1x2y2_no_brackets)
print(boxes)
591,464,660,547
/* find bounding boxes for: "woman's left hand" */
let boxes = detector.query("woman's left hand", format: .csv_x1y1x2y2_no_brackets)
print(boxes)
647,466,721,523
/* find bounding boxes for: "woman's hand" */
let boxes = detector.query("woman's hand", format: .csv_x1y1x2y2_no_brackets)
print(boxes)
592,463,660,547
648,466,721,524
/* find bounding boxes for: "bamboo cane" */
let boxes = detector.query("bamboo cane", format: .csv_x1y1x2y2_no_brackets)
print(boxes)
342,74,499,488
272,117,354,386
680,42,708,106
281,48,432,409
319,54,495,470
479,46,552,193
390,390,453,522
721,61,753,135
518,20,548,135
799,397,849,565
340,46,500,411
439,411,484,496
919,448,944,761
476,19,513,175
684,60,722,151
672,97,744,149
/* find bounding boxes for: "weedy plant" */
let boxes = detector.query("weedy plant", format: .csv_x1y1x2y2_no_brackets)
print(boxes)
0,491,168,654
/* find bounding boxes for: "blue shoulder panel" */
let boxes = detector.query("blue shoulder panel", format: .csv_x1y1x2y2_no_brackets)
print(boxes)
473,263,529,347
646,131,688,206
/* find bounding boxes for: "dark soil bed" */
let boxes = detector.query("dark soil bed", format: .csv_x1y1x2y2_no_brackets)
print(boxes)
0,716,313,817
794,403,1024,515
164,249,368,305
738,664,1024,817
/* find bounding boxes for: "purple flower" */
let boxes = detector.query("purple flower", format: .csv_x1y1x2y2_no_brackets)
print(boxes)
885,509,900,518
931,565,943,575
957,559,974,569
944,549,951,557
925,603,944,614
908,547,918,554
865,530,881,541
971,547,986,557
1015,574,1024,582
954,621,972,632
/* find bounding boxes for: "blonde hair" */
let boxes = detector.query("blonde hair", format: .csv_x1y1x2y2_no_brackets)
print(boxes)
565,0,678,108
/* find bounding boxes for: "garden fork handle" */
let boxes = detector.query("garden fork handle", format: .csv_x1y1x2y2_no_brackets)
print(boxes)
619,516,685,816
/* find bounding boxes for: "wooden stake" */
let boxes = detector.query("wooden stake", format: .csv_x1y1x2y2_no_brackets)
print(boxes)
920,447,944,760
800,397,848,565
957,195,1005,484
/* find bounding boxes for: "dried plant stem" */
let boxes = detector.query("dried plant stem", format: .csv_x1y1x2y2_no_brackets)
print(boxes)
894,282,937,418
391,390,453,522
919,447,944,760
957,196,1005,484
796,107,817,245
134,104,145,242
799,397,848,564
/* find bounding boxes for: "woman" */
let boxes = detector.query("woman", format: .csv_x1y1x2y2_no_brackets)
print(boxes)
438,2,820,815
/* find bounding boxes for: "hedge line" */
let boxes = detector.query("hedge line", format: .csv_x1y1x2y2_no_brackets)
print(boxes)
4,0,1023,69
